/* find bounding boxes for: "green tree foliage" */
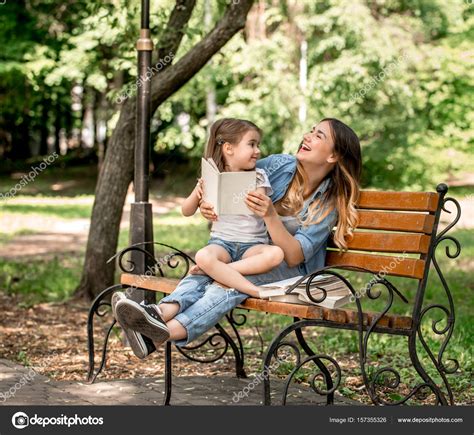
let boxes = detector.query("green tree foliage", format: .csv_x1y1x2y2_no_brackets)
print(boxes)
1,0,472,188
156,0,473,189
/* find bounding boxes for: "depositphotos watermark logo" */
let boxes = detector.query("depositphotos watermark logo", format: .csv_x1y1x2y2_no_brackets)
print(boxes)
11,411,104,429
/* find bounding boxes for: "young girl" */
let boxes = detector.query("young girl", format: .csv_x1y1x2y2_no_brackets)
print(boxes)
181,118,284,296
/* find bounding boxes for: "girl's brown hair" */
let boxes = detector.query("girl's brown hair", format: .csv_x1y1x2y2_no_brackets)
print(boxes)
278,118,362,250
204,118,262,172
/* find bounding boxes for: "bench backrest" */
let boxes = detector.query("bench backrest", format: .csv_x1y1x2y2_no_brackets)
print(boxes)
326,185,445,282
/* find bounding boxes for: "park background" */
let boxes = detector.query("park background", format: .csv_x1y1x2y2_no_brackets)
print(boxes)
0,0,472,404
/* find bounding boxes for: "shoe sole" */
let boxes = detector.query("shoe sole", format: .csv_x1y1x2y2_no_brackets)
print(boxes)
112,292,148,359
115,299,170,345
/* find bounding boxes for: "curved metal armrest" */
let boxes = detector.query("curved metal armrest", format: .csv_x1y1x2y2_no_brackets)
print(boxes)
107,241,196,279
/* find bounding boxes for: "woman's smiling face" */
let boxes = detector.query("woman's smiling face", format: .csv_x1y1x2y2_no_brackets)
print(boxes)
297,120,336,166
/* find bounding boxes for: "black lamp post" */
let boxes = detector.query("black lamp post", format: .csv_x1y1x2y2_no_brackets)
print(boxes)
129,0,155,304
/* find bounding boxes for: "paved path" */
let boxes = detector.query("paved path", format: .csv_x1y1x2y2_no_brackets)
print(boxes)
0,359,357,406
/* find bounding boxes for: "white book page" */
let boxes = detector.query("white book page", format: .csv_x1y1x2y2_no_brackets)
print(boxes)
201,158,220,214
260,274,335,289
260,276,305,289
207,158,220,172
219,171,256,215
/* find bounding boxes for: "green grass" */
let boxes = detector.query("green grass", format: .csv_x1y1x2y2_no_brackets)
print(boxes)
0,203,93,219
448,185,474,198
0,256,83,306
0,165,98,197
0,229,37,244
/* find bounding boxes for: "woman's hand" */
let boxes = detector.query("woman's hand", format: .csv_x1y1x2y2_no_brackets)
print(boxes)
199,201,218,221
245,191,276,218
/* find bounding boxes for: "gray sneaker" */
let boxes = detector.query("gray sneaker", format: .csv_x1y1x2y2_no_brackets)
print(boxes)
115,298,170,346
111,292,156,359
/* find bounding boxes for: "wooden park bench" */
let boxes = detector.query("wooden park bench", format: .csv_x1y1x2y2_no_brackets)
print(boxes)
86,183,461,406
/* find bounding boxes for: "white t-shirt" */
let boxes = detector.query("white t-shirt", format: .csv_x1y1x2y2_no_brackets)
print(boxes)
210,168,273,243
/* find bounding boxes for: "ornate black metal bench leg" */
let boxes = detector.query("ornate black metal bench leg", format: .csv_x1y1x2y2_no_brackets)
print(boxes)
294,323,334,405
87,284,128,383
175,309,247,379
408,332,449,405
226,310,247,378
215,322,247,378
263,319,341,406
164,341,172,405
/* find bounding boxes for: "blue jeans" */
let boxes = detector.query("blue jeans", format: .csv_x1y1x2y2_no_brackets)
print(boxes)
159,258,306,347
205,237,265,262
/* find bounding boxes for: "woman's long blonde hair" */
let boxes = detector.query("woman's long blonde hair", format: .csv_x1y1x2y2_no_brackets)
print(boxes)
278,118,362,250
204,118,262,172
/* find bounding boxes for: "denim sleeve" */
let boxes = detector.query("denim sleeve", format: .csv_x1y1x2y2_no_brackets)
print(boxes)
256,154,296,201
294,208,338,264
256,155,274,171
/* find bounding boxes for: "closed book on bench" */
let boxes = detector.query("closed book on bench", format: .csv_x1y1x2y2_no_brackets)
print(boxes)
258,274,341,297
201,157,257,215
258,274,353,309
269,289,353,309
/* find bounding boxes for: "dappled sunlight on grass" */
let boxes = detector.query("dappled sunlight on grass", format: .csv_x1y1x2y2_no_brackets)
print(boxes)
0,256,83,306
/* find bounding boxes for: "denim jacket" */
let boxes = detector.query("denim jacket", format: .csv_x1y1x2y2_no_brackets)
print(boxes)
256,154,337,275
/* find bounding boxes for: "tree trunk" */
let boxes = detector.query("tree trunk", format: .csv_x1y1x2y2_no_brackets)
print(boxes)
75,0,254,300
96,91,108,171
79,84,88,149
39,96,49,156
205,0,217,132
76,99,136,300
63,99,73,153
54,96,61,155
11,79,31,160
11,115,31,160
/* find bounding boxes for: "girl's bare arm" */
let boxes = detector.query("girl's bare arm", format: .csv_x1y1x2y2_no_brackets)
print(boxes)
181,178,203,217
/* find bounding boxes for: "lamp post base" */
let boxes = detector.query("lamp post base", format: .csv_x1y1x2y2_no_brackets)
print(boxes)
128,201,155,305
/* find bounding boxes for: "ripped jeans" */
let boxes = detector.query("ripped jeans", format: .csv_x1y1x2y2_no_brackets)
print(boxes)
158,238,308,346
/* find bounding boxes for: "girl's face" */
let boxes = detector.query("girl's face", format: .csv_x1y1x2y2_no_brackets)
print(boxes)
297,120,337,166
224,129,261,171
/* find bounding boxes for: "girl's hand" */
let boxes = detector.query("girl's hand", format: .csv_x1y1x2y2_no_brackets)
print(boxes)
199,201,218,221
195,178,204,200
245,191,276,218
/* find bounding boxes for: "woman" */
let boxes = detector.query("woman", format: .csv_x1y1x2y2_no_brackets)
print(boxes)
113,118,362,358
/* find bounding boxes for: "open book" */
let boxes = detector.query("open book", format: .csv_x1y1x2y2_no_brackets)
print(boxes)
201,157,257,215
258,274,353,309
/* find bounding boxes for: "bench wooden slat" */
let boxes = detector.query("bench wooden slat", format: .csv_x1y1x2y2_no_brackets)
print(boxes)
358,190,439,212
120,274,412,330
121,274,179,293
357,210,436,234
328,232,431,254
239,297,324,319
326,251,426,279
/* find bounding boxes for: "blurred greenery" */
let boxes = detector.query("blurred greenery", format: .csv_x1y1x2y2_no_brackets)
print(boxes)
1,0,472,188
